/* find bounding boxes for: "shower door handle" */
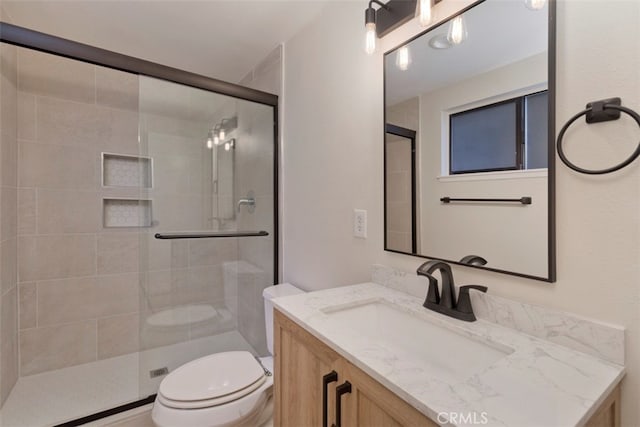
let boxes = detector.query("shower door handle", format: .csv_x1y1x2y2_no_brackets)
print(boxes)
331,381,352,427
154,231,268,239
322,370,338,427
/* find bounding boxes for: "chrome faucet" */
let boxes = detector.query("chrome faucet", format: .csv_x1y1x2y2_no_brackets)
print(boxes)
237,191,256,213
417,260,487,322
237,197,255,212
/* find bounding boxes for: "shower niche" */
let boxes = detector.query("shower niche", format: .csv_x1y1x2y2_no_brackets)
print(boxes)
102,152,154,228
103,198,153,228
102,152,153,188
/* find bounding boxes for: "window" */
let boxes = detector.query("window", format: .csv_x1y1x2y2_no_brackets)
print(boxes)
449,91,548,174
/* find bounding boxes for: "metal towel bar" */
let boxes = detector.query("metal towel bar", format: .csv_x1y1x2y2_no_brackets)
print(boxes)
154,231,268,239
440,197,532,205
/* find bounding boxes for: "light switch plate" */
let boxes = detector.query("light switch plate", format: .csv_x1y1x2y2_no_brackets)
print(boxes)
354,209,367,238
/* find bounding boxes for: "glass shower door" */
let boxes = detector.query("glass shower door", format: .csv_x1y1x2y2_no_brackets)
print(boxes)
136,76,276,398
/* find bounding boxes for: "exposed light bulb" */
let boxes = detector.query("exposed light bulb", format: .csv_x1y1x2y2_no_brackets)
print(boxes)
214,135,220,145
447,15,468,45
219,128,226,140
417,0,432,27
206,136,213,149
224,142,230,151
524,0,546,10
365,22,377,55
395,46,412,71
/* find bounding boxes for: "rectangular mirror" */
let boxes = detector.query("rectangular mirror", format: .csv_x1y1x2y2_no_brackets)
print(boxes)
384,0,555,281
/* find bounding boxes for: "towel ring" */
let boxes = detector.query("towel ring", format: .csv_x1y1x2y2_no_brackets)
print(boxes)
556,98,640,175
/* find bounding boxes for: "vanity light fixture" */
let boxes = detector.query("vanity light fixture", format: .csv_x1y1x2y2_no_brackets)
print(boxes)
365,0,434,55
447,15,468,45
395,46,412,70
364,1,385,55
417,0,432,27
206,131,214,149
213,125,221,145
224,138,236,152
220,117,237,139
207,117,237,149
524,0,546,10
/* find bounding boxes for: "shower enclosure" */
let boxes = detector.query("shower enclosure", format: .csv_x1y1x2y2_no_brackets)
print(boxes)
0,23,278,426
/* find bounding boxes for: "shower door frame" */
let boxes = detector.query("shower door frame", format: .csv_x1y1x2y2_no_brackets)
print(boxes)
0,22,280,426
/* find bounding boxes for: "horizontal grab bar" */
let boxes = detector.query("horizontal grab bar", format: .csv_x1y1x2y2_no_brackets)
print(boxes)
440,197,532,205
154,231,269,239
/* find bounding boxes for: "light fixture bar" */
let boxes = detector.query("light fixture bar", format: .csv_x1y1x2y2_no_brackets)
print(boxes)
364,0,445,55
374,0,416,38
207,116,238,147
221,116,238,131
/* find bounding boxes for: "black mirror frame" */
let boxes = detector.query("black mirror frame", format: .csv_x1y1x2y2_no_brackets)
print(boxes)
382,0,556,283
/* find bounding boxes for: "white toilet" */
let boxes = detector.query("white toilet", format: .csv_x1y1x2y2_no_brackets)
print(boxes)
152,283,305,427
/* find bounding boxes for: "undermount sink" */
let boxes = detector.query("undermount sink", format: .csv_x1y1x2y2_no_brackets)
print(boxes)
322,299,512,383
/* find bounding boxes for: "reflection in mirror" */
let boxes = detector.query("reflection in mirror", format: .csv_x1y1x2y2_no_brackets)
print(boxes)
385,124,417,253
212,142,235,221
384,0,555,281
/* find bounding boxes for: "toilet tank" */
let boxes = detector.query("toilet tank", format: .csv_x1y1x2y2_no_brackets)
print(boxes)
263,283,305,355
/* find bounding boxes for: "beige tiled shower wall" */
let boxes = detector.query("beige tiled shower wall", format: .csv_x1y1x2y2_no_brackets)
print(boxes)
0,7,20,406
16,48,236,376
16,47,142,376
385,97,419,253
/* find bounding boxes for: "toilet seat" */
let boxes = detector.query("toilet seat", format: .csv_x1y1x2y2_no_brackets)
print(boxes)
152,284,304,427
157,351,267,410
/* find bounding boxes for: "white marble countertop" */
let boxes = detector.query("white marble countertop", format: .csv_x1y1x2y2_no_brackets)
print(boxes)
272,282,625,427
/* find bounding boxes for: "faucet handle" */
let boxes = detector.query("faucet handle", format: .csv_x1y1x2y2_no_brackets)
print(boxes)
459,285,488,293
459,255,488,266
455,285,488,321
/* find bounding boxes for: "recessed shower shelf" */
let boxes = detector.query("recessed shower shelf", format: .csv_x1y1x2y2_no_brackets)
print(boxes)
103,198,153,228
102,153,153,188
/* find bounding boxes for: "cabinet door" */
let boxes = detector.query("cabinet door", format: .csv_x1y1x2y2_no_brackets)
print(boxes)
585,384,621,427
274,309,342,427
340,359,438,427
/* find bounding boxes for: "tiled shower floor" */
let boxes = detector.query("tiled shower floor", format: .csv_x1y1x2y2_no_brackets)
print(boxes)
0,331,256,427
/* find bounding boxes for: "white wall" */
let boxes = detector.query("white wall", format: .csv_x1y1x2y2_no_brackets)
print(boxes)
282,1,640,425
283,3,381,288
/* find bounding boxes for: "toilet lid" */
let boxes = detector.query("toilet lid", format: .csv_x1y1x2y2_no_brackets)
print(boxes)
158,351,266,408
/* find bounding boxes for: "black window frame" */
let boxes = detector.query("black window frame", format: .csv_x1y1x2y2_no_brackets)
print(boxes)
448,90,548,175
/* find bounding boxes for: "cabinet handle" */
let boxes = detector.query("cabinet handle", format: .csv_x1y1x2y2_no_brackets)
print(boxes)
332,381,352,427
322,371,338,427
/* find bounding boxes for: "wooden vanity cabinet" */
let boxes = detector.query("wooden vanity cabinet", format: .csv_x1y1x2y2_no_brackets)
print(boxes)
274,308,622,427
273,308,341,426
586,385,621,427
274,309,437,427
